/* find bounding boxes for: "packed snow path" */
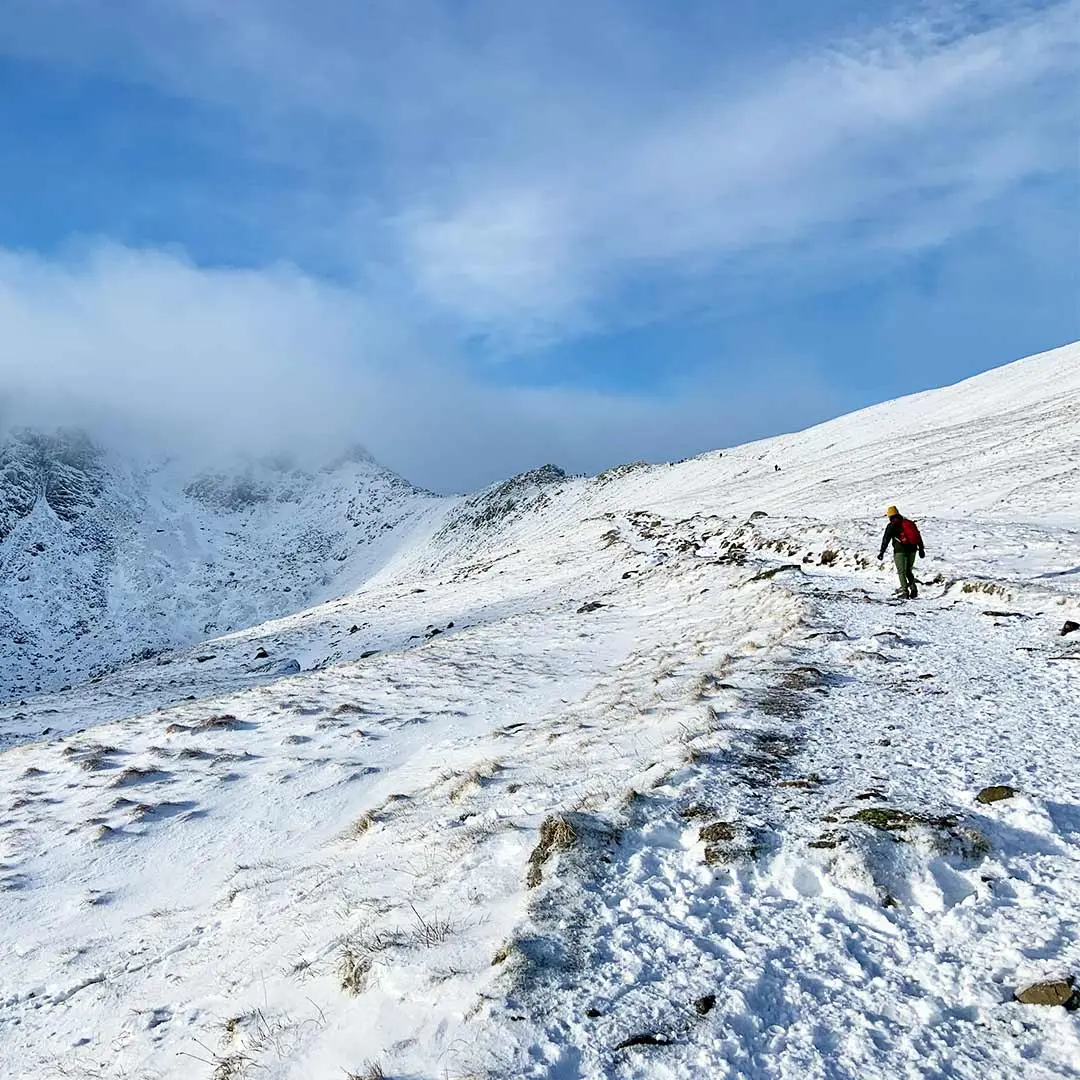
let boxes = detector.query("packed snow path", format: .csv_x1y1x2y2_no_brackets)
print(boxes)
1,508,1077,1080
488,568,1080,1079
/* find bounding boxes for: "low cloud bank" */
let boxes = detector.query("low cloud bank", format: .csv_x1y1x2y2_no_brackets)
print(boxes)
0,244,837,492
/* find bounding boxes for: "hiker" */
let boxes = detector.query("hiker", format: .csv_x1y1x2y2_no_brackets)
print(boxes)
878,506,924,598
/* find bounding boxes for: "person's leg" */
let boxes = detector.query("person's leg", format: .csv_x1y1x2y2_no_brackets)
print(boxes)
903,551,918,597
893,550,910,596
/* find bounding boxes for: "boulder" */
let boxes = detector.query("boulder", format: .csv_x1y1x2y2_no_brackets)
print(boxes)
272,658,301,675
1014,978,1078,1008
1061,620,1080,637
976,785,1017,805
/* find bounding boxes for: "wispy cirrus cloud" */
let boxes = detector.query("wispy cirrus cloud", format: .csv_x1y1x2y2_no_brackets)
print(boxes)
396,2,1077,344
1,1,1073,348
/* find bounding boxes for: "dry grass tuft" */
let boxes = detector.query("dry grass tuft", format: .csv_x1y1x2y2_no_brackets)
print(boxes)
195,714,242,731
408,902,456,947
111,765,168,788
348,812,378,838
526,814,577,888
338,937,374,995
448,760,503,802
343,1062,385,1080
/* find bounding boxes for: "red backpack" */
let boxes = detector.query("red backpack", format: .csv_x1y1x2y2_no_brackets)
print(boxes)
898,518,922,547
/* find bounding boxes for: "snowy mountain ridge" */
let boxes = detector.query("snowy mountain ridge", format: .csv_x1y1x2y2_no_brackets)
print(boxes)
3,343,1076,703
1,342,1078,1080
0,430,438,699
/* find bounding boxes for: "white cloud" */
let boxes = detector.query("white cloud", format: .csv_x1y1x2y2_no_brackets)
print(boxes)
0,245,388,457
0,243,840,491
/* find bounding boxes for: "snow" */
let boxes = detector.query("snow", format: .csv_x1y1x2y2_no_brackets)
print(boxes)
0,440,437,702
1,342,1079,1079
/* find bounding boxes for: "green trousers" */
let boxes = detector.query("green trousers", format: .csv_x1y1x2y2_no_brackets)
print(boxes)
894,549,918,597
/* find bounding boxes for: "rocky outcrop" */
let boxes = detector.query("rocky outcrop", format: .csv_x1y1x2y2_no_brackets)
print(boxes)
0,429,105,539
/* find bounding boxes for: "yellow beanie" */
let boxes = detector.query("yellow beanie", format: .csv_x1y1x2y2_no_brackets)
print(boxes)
885,505,899,517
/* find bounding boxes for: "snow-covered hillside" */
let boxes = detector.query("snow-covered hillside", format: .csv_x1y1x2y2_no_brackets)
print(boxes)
0,433,436,700
1,343,1078,1080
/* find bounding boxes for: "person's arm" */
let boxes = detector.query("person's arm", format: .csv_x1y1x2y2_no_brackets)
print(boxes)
878,523,895,560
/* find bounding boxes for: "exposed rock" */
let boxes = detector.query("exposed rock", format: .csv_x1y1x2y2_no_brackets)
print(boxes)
577,601,606,614
749,510,769,520
1061,621,1080,637
614,1032,670,1051
441,464,567,536
699,821,759,864
748,564,800,583
976,785,1017,805
851,807,959,832
0,428,105,539
253,647,269,660
698,822,737,844
184,472,272,511
272,659,301,675
694,994,716,1015
1014,978,1078,1008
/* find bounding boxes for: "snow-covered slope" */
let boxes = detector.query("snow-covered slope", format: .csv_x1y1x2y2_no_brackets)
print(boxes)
1,343,1078,1080
0,433,436,699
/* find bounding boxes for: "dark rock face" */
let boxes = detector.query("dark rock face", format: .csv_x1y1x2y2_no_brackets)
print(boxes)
440,464,569,537
184,473,272,511
0,429,104,538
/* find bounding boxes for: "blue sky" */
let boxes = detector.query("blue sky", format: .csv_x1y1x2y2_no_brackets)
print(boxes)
0,0,1076,490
